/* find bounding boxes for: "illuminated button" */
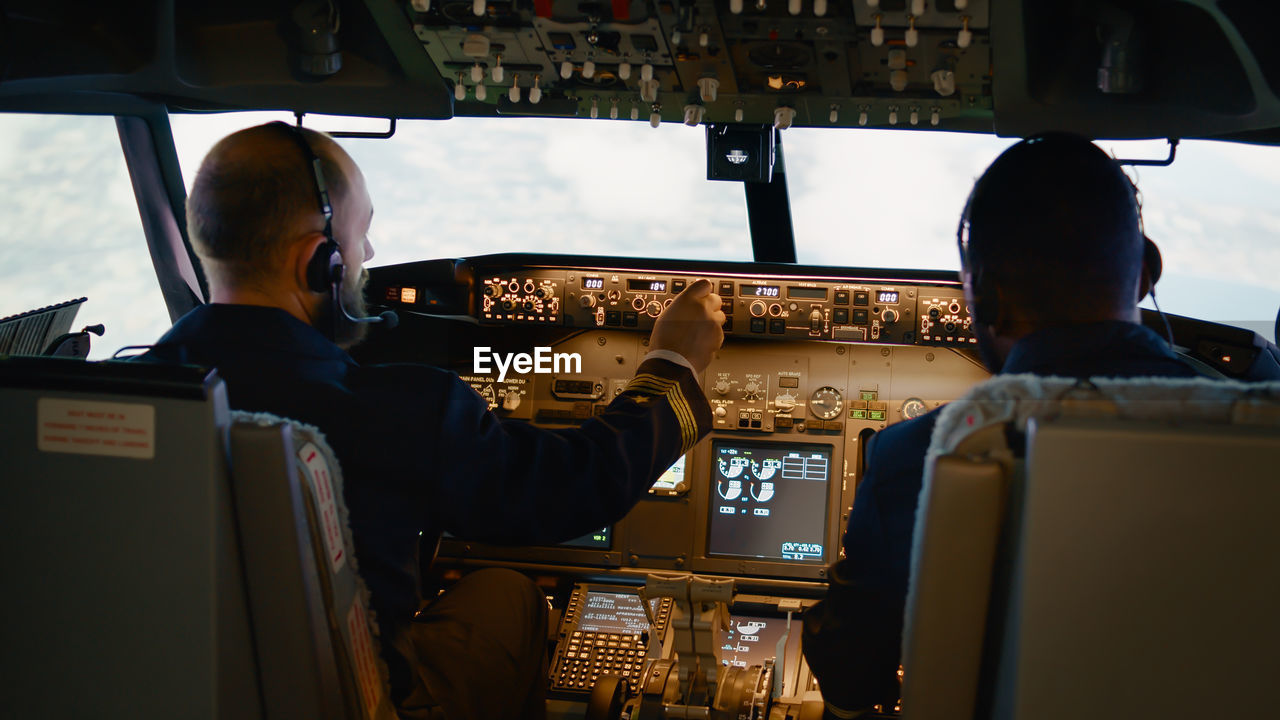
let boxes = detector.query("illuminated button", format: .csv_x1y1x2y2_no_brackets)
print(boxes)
849,409,867,420
622,311,638,327
823,420,843,432
868,410,886,421
718,281,734,296
769,319,786,334
768,303,782,317
400,287,418,304
605,311,621,326
853,291,869,306
775,415,793,428
834,290,850,304
850,400,868,410
870,401,888,411
672,279,687,293
750,317,766,333
833,308,849,324
779,376,799,388
861,391,878,401
749,300,767,317
853,309,869,324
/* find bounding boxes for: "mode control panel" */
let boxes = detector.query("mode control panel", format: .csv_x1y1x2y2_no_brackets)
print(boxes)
464,265,977,347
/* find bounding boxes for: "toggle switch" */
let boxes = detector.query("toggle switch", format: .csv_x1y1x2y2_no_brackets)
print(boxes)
640,78,660,103
814,0,827,16
509,74,521,102
583,59,595,79
560,61,574,79
471,62,484,83
774,106,796,130
789,0,801,15
590,97,599,119
529,75,542,104
930,106,941,126
859,107,869,126
455,75,466,101
909,107,919,125
829,104,839,123
888,105,898,125
610,98,619,119
734,105,744,122
472,0,484,16
871,15,885,46
491,55,503,83
619,61,632,80
683,104,704,126
905,16,918,47
731,0,743,13
475,83,487,101
650,106,662,128
958,17,972,48
641,63,654,81
698,77,720,102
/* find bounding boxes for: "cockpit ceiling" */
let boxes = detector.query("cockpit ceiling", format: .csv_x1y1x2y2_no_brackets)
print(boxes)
1,0,1279,143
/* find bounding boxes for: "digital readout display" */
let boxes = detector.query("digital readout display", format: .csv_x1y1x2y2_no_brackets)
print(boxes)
740,285,780,297
877,290,900,304
627,279,668,293
583,277,605,290
787,286,827,300
708,441,830,564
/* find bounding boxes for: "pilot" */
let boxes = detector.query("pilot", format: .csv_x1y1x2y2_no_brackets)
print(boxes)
801,132,1201,717
142,122,726,719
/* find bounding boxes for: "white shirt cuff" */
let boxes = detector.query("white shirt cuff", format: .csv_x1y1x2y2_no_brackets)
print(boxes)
641,349,698,379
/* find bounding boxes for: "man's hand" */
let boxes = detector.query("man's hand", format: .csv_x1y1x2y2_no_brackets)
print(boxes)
649,278,726,374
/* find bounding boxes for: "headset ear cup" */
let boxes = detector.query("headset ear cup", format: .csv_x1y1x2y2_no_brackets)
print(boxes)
970,268,997,326
1142,235,1162,288
307,239,341,293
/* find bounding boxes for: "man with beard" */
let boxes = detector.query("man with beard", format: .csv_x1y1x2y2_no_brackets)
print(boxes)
143,122,725,719
800,133,1201,718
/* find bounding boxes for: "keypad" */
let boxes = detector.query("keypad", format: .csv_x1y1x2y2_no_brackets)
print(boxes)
551,596,673,694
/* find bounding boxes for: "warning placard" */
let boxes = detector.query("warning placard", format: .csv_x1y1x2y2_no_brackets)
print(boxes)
347,597,384,719
37,398,156,460
297,441,346,573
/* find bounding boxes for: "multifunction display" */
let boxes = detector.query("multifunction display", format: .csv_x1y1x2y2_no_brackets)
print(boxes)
577,591,656,635
720,614,802,669
708,441,830,564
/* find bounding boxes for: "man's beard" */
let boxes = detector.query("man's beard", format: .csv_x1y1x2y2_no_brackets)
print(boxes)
318,267,371,349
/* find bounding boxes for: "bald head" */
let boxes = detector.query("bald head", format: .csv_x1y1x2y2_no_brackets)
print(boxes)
186,123,353,288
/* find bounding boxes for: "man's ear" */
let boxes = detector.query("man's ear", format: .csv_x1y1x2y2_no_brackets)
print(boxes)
291,232,330,295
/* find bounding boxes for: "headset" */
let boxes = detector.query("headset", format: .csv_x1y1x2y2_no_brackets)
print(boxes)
956,134,1164,329
270,120,397,331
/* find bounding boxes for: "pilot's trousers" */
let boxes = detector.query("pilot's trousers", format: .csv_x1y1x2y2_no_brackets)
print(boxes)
396,568,548,720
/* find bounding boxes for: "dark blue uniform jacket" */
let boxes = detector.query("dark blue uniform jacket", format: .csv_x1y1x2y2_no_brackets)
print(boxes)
143,304,709,696
802,321,1200,712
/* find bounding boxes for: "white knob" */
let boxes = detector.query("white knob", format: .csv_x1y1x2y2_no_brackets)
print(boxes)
590,97,599,119
909,107,919,125
411,0,430,11
529,78,542,104
502,391,521,411
583,59,595,78
472,0,484,16
699,31,709,47
715,406,728,418
773,106,796,130
509,82,521,102
471,63,483,83
698,77,720,103
905,18,918,47
889,69,909,92
731,0,744,13
609,98,619,119
789,0,801,15
734,107,744,122
911,0,924,15
683,104,704,126
871,17,885,46
930,107,940,125
455,77,466,101
814,0,827,16
958,18,972,48
560,61,573,79
640,78,659,103
931,69,956,96
641,63,654,81
475,83,487,101
888,106,898,125
858,108,868,126
618,62,632,80
491,57,503,83
630,104,640,121
829,104,839,123
650,109,662,128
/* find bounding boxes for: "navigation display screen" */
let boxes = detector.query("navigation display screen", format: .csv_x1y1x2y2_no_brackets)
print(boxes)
708,441,830,563
560,527,611,549
651,455,686,492
720,614,802,669
578,591,657,634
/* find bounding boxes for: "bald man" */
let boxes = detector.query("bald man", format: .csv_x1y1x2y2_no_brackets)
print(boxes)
801,133,1201,718
144,123,725,719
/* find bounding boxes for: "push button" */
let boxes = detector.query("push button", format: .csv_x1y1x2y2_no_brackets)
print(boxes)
750,317,766,333
768,319,786,334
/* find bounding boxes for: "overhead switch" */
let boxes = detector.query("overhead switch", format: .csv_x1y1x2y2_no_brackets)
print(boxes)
731,0,744,13
789,0,801,15
814,0,827,16
911,0,924,15
475,83,487,101
619,61,632,80
858,107,869,126
888,106,898,125
909,107,919,125
958,17,972,48
871,15,885,46
472,0,484,16
734,106,745,122
650,107,662,128
930,106,941,125
931,69,956,96
641,63,654,81
455,75,466,101
463,35,490,57
471,62,484,83
583,59,595,78
590,97,599,119
683,104,704,126
640,78,660,103
829,104,839,123
698,77,720,102
905,17,918,47
509,78,521,102
530,76,543,104
890,69,909,92
411,0,430,11
610,98,619,119
774,106,796,130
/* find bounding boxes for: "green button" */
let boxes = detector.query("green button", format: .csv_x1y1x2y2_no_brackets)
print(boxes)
849,409,867,420
860,391,878,402
868,410,886,421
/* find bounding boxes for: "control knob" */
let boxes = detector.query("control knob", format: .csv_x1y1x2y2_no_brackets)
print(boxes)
882,308,900,323
646,301,663,318
774,393,797,411
714,406,728,418
579,294,597,308
809,308,823,333
713,379,732,396
484,284,503,298
749,300,767,317
743,381,761,400
502,391,522,411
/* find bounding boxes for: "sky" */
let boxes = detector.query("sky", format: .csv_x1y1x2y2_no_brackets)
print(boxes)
1,111,1276,359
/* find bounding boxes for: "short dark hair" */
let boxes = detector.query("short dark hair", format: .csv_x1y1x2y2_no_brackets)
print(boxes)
962,132,1144,319
186,124,348,284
